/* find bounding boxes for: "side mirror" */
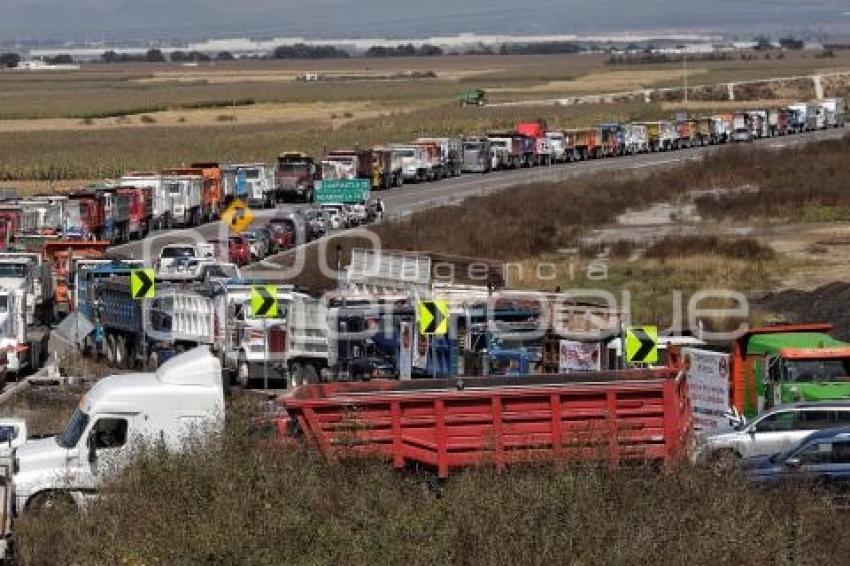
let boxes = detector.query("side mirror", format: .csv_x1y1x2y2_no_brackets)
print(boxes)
784,457,801,469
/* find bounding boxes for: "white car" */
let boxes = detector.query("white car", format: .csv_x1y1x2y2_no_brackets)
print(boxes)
692,402,850,465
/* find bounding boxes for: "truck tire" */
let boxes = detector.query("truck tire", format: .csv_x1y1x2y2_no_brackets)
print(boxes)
26,490,77,514
237,354,251,388
302,364,319,385
146,350,160,371
106,334,117,366
288,362,303,389
115,335,128,369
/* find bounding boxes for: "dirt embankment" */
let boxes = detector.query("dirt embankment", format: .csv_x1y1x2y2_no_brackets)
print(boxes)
758,282,850,340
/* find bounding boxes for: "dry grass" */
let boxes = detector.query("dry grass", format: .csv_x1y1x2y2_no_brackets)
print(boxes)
14,403,850,565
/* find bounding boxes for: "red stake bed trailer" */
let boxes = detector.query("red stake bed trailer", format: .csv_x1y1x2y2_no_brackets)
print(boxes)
281,370,692,478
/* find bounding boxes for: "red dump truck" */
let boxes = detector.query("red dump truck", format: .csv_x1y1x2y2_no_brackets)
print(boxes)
566,128,604,160
281,369,691,478
0,204,22,250
67,186,131,243
118,186,153,240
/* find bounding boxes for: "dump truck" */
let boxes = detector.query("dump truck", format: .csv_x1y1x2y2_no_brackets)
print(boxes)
461,137,492,172
389,144,432,182
566,127,604,160
18,196,67,236
189,162,224,220
788,102,818,132
487,131,535,168
726,324,850,418
321,149,373,183
83,276,216,369
221,163,275,209
711,114,734,143
623,124,648,154
0,205,21,250
276,152,318,203
216,284,329,388
0,252,53,374
818,98,846,128
164,167,220,222
634,122,676,152
118,173,172,231
545,131,571,162
600,124,625,156
371,147,404,190
117,186,153,240
160,171,203,227
414,137,462,178
732,113,754,142
281,368,691,478
41,240,110,317
515,123,552,165
675,120,697,149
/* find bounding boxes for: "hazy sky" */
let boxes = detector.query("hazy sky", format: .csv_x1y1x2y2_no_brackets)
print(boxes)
2,0,849,42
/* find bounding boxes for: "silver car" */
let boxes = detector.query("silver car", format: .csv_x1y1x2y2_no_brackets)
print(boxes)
693,402,850,465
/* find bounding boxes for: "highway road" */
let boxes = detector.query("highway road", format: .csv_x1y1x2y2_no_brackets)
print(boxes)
109,126,848,264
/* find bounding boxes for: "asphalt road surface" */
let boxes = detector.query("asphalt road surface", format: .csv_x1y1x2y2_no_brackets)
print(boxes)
109,126,848,264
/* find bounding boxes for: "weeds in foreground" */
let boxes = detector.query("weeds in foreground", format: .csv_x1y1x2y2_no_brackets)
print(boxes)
14,404,850,565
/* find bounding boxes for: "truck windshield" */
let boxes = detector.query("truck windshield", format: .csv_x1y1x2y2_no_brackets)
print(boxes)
165,182,184,194
463,143,482,151
243,170,261,179
785,359,850,383
56,408,90,449
280,164,309,174
395,149,415,158
0,264,27,277
490,140,507,148
161,247,196,259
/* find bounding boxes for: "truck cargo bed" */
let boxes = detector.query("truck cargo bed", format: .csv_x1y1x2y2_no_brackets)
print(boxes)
282,369,691,477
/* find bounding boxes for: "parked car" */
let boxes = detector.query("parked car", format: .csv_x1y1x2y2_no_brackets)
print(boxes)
257,226,278,255
320,204,347,230
743,427,850,495
267,220,295,251
693,402,850,465
242,229,271,260
303,208,330,240
229,236,252,266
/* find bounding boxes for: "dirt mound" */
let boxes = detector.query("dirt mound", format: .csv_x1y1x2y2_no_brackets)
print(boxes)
758,281,850,340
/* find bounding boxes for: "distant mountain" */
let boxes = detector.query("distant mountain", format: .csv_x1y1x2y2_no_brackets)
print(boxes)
1,0,848,43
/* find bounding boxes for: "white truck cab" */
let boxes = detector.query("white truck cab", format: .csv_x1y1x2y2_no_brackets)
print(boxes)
5,348,224,525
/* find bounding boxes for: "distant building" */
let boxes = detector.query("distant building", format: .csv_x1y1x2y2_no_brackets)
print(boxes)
16,59,80,70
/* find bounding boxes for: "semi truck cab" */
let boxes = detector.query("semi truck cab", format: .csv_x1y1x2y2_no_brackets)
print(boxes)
4,348,224,528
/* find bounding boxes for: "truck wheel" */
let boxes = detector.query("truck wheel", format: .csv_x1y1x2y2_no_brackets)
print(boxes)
26,490,76,514
302,364,319,384
146,350,160,371
106,334,117,366
115,336,128,369
237,354,251,388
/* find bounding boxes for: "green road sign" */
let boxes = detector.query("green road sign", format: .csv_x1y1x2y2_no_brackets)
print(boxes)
625,326,658,364
130,269,155,299
418,300,449,335
250,286,278,318
315,178,371,204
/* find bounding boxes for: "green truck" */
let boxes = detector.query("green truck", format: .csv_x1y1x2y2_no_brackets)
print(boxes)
730,324,850,417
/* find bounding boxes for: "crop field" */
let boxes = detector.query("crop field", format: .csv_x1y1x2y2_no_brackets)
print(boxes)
2,51,850,186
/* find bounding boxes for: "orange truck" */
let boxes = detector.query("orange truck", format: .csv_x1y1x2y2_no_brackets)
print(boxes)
166,164,223,222
42,240,111,316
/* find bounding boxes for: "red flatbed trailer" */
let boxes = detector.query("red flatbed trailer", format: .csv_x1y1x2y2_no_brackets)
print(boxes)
282,370,691,478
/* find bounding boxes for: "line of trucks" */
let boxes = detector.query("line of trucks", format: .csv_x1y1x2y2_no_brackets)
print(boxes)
5,247,850,552
3,98,842,254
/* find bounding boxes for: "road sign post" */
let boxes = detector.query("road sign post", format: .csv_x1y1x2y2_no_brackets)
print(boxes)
130,269,156,299
418,299,449,379
625,326,659,365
